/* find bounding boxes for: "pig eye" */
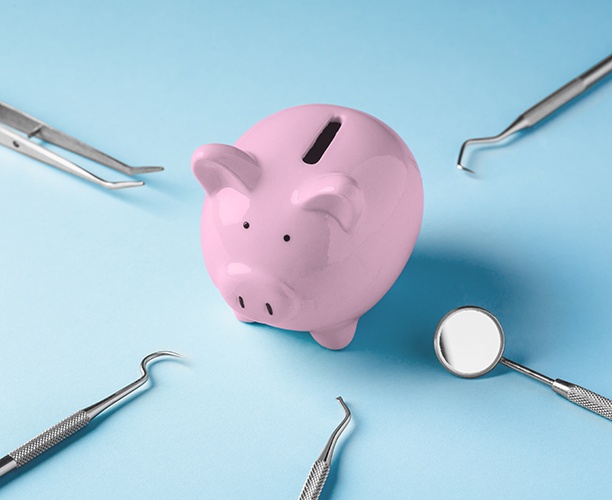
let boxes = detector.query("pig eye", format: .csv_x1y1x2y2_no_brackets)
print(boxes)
243,221,250,229
283,234,291,242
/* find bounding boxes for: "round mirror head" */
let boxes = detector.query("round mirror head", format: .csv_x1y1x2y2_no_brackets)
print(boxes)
434,306,505,378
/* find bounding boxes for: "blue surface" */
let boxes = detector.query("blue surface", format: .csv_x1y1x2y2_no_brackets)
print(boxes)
1,0,612,498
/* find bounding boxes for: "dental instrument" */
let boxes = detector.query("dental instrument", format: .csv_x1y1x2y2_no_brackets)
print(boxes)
0,101,164,189
434,306,612,421
298,397,351,500
457,53,612,173
0,351,182,479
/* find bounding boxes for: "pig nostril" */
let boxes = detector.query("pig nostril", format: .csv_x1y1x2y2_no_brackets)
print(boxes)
265,303,273,315
238,296,245,308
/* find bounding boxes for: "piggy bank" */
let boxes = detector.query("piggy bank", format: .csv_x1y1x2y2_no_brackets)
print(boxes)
192,104,423,349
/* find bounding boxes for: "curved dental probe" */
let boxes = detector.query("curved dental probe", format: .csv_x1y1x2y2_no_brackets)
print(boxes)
298,397,352,500
0,351,182,479
457,53,612,174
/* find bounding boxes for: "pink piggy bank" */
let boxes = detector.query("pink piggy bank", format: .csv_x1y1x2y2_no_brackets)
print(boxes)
192,104,423,349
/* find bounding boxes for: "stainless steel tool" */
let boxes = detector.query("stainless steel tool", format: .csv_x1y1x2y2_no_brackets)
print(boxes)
298,397,351,500
0,101,163,189
0,351,182,479
457,53,612,173
434,306,612,421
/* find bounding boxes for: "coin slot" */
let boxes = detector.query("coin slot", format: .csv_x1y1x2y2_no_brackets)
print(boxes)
303,120,341,164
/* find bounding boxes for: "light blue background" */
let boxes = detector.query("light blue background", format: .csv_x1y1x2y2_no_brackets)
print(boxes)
1,1,611,498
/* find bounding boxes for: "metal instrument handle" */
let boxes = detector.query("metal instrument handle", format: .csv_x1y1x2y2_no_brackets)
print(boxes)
0,352,181,480
552,379,612,421
521,79,586,126
298,460,330,500
521,54,612,127
9,411,91,468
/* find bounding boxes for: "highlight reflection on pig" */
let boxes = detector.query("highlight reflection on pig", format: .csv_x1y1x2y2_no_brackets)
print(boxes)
193,104,423,349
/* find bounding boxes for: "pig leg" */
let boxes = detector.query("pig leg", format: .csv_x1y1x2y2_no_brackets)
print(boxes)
310,319,358,350
234,311,254,323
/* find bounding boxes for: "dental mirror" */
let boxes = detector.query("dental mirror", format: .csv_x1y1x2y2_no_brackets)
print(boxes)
434,306,504,378
434,306,612,422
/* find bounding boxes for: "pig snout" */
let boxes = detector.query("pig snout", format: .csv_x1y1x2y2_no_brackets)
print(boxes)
220,263,298,323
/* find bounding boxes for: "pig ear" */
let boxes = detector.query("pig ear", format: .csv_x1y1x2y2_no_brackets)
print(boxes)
192,144,260,195
293,174,364,232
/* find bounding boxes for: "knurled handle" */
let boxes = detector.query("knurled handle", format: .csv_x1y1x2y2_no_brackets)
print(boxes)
552,379,612,421
9,410,91,467
298,460,330,500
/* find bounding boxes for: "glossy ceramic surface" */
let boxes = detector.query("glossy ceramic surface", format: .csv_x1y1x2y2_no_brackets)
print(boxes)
193,104,423,349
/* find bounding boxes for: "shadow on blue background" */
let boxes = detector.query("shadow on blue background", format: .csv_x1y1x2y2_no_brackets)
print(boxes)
357,244,531,365
261,242,538,371
270,242,538,498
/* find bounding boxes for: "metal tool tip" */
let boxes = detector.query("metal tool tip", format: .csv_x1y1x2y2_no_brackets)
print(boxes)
317,396,352,465
457,163,476,175
335,397,350,418
140,351,184,368
119,166,164,177
107,180,145,189
135,166,165,174
151,350,183,359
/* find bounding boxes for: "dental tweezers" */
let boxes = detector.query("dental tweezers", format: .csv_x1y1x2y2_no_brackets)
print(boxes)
0,101,164,189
